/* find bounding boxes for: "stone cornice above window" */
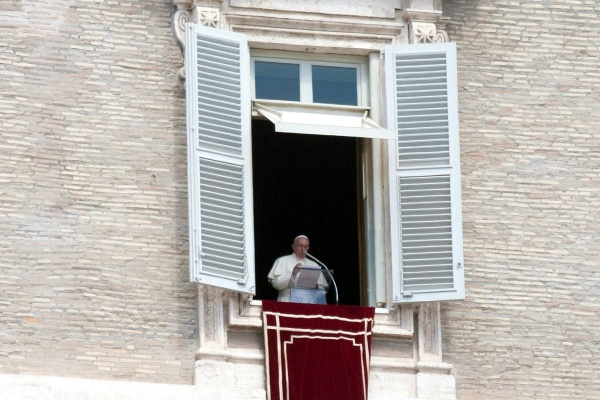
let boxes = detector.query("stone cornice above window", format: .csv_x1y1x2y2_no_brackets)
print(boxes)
225,12,403,55
173,1,452,63
172,0,405,56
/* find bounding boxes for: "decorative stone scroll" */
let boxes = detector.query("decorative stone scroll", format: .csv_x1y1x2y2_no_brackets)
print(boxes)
172,1,221,49
173,8,191,49
172,1,222,81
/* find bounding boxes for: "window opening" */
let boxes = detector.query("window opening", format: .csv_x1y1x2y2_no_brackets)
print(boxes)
185,24,464,304
252,119,362,306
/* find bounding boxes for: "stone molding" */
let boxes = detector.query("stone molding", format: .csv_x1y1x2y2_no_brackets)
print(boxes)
198,285,226,349
172,0,451,82
403,9,449,43
173,1,452,49
225,12,403,54
172,0,404,56
173,2,222,48
195,285,453,375
229,293,416,339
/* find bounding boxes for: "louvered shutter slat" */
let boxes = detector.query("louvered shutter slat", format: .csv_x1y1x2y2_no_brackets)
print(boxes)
198,158,246,279
394,50,453,170
195,31,244,157
399,175,455,294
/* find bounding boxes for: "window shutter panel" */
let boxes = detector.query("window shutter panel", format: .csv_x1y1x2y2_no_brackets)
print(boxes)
385,43,464,303
185,23,255,294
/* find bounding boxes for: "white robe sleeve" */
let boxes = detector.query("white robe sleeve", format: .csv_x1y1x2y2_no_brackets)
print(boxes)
267,256,294,291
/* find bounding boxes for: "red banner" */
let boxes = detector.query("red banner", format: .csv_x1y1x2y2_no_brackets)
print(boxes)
262,301,375,400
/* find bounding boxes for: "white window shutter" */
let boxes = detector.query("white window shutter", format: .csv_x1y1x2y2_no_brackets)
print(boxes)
185,23,255,294
385,43,464,303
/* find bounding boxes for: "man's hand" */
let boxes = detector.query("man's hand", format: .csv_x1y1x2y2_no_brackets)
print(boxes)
292,263,302,277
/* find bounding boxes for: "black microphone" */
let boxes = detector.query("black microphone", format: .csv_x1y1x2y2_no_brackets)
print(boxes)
306,252,339,305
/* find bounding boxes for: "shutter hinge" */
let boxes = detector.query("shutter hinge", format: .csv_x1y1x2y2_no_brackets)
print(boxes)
402,290,413,297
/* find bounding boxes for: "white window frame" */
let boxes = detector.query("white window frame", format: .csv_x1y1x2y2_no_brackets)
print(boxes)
251,51,369,106
252,99,394,139
185,23,465,304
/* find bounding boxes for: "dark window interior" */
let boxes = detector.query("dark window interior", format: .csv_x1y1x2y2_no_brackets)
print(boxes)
251,119,361,305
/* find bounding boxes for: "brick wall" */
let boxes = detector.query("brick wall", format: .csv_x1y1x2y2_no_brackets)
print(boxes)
441,1,600,398
2,0,599,396
0,0,197,384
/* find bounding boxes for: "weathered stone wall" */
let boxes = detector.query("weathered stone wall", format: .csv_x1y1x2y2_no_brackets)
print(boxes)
2,0,599,398
0,0,197,384
441,1,600,399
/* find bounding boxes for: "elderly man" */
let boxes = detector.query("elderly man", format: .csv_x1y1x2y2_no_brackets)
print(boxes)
267,235,323,302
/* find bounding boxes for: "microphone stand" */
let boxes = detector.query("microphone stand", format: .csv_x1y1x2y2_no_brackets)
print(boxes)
306,253,339,305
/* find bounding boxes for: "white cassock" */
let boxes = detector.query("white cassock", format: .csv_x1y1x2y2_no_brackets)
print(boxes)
267,253,327,302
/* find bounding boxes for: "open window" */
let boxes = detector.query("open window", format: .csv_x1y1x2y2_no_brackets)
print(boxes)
185,23,464,305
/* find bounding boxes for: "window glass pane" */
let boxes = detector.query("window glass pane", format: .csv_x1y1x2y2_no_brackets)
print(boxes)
255,61,300,101
312,66,358,106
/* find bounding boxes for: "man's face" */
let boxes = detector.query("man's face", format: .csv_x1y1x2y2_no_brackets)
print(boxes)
292,238,310,259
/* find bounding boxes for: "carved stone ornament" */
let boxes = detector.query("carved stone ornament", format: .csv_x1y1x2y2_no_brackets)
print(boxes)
411,22,437,43
435,18,450,43
197,7,220,28
173,8,191,49
403,9,450,44
172,2,221,49
407,21,447,44
172,2,222,82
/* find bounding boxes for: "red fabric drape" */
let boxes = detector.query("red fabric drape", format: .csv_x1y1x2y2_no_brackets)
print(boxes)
262,301,375,400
